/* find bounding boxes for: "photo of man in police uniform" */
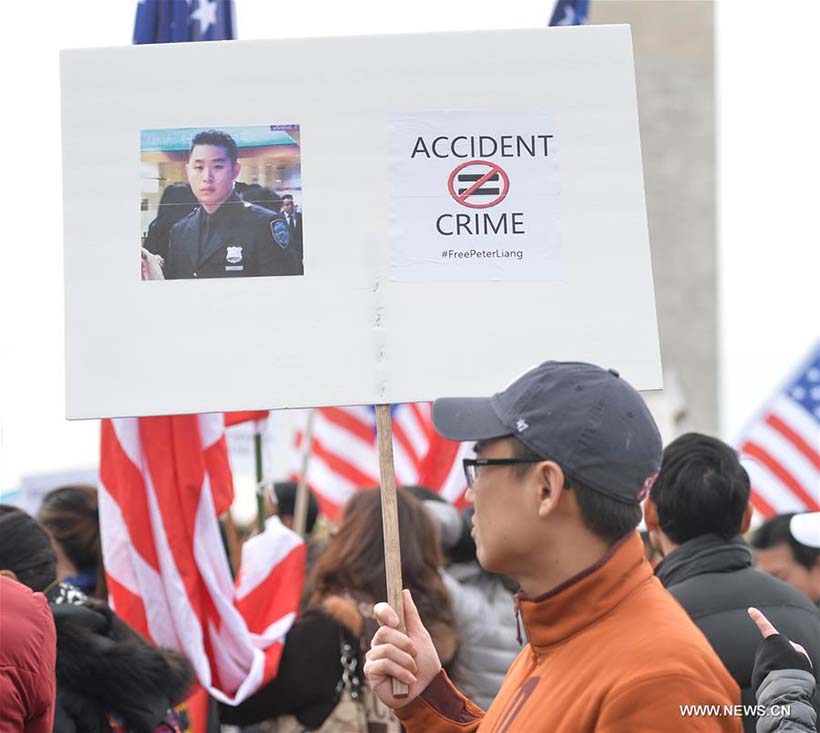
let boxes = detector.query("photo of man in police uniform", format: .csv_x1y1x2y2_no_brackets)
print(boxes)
158,130,303,280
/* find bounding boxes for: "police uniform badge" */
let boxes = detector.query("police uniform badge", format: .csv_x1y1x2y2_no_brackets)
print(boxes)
271,219,291,250
226,246,243,264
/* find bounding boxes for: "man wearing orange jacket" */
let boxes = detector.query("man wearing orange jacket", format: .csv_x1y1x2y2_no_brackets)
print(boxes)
364,361,742,732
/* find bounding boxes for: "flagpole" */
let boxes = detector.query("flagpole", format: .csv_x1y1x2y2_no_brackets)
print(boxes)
254,426,266,533
374,404,409,698
222,511,242,577
293,409,315,538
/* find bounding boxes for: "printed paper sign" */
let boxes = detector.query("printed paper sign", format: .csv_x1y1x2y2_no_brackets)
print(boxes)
390,112,563,282
62,26,662,419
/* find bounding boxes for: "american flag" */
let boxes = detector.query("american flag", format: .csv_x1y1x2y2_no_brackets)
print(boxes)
292,404,471,521
134,0,234,43
99,8,301,731
99,416,306,707
738,343,820,517
225,410,269,427
549,0,590,26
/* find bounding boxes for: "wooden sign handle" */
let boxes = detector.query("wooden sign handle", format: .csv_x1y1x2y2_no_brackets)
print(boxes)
375,404,409,698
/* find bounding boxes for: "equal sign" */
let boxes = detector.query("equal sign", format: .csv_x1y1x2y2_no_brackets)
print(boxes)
457,172,500,196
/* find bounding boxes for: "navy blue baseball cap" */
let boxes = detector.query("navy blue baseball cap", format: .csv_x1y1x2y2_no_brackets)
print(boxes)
432,361,662,505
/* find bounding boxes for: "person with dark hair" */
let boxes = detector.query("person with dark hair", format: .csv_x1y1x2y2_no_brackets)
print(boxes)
220,487,457,732
280,193,303,263
273,480,319,535
752,513,820,604
0,505,193,733
161,129,302,279
645,433,820,732
271,481,323,610
38,484,106,599
0,575,57,733
364,361,741,733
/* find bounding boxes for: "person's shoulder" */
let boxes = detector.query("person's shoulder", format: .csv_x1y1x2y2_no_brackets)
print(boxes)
588,599,737,700
316,595,366,638
674,565,820,616
1,574,49,611
0,577,53,668
744,567,820,611
594,574,712,651
170,207,199,234
0,575,51,620
239,204,294,251
238,202,289,232
239,200,283,224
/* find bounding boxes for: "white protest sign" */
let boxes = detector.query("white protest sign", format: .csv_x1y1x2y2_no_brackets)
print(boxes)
390,112,563,281
61,25,661,419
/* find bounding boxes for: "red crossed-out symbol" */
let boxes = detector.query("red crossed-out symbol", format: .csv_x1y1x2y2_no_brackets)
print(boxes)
447,159,510,209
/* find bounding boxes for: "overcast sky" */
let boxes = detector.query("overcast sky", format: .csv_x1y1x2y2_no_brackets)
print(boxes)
0,1,817,494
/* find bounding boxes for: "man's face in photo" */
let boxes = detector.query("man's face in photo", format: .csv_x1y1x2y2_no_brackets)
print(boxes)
186,144,240,211
282,198,295,214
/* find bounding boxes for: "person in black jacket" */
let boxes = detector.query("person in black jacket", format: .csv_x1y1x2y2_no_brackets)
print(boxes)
279,194,303,265
644,433,820,733
0,505,193,733
163,130,302,280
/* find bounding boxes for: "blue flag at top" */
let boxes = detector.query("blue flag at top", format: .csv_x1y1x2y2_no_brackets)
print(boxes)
549,0,590,26
134,0,235,43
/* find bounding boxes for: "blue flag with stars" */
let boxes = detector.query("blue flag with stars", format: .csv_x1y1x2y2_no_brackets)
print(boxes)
549,0,590,26
134,0,235,43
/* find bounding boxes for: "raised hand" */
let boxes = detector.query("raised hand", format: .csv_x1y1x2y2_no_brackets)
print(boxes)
748,607,811,666
364,589,442,709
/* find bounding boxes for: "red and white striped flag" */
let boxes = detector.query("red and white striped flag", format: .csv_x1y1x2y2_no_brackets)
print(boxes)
99,415,306,708
738,343,820,517
417,429,476,506
292,403,471,520
225,410,270,427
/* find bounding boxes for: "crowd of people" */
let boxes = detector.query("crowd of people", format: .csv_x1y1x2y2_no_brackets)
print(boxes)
1,362,818,733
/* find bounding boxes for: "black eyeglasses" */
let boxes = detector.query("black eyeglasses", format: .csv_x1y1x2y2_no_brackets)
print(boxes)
462,457,543,490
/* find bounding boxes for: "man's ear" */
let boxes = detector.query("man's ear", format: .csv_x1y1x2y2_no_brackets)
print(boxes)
0,569,19,581
233,161,242,179
644,497,660,532
536,461,566,518
740,501,753,534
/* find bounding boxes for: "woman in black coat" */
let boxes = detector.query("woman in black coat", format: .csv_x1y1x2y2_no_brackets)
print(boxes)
0,505,193,733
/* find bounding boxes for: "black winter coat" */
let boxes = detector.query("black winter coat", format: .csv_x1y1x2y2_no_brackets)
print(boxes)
217,606,355,729
51,598,193,733
655,534,820,733
165,194,302,280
